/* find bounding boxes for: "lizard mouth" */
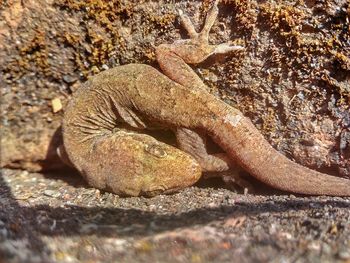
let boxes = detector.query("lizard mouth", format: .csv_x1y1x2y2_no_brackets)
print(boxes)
143,188,180,197
141,184,184,197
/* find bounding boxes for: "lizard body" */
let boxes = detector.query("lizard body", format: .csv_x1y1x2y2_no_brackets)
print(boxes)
62,1,350,197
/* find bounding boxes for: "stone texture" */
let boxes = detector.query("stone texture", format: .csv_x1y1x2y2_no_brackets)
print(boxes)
1,0,349,177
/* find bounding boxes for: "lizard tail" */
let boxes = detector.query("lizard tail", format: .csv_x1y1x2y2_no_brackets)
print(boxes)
210,114,350,196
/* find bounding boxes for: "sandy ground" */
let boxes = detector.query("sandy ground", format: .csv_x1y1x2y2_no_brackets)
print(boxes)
1,168,349,263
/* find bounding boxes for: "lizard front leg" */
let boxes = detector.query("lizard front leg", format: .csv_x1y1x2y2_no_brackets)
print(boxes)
176,127,231,172
176,127,255,192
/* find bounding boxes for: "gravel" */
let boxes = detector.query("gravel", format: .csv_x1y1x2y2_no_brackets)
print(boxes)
1,168,349,263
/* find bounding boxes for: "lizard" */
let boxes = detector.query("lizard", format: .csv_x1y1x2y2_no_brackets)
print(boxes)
61,0,350,197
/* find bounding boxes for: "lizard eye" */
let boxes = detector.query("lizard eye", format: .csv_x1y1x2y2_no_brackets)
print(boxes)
145,144,167,158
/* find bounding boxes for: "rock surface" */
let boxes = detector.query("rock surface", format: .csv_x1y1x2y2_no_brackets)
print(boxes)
1,0,349,176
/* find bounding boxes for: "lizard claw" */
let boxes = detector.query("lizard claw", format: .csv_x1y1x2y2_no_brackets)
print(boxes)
199,0,219,41
179,9,199,39
213,43,245,55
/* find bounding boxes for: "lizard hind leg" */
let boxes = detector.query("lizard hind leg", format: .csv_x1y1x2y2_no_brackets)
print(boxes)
178,0,220,41
156,0,244,89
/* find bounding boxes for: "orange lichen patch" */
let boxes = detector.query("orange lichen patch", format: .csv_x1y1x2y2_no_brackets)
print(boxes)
56,0,134,23
20,30,50,71
260,3,306,49
148,13,176,28
332,51,350,71
143,48,156,62
261,107,278,135
223,0,258,30
4,29,52,80
55,0,133,78
61,32,80,46
140,12,177,36
260,4,305,32
257,1,349,107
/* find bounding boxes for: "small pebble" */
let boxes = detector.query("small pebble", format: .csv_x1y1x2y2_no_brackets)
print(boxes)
338,249,350,260
51,98,62,113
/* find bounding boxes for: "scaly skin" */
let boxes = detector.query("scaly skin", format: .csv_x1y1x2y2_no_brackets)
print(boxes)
62,0,350,197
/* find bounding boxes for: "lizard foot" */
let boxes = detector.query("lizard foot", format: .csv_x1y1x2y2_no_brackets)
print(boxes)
204,169,256,194
174,0,244,63
221,171,255,195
